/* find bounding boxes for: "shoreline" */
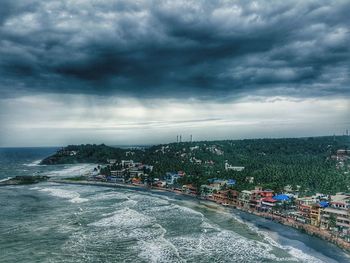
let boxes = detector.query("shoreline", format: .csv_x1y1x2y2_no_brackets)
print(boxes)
49,178,350,253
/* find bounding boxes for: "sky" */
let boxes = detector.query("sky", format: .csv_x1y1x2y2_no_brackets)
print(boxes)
0,0,349,147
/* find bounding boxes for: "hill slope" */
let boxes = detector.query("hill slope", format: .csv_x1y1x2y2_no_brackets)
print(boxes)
40,136,350,194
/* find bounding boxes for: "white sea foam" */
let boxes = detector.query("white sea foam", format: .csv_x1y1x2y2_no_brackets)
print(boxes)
90,191,129,201
89,207,154,228
23,159,42,166
229,213,326,263
170,229,273,262
130,194,170,207
0,177,12,182
45,164,96,178
138,238,185,263
34,187,89,203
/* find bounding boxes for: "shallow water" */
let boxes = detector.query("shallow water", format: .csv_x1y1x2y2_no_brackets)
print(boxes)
1,148,350,262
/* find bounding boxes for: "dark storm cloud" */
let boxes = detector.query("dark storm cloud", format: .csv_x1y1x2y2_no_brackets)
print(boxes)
0,0,349,99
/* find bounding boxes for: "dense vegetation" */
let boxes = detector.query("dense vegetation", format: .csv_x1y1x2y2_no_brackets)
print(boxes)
0,175,49,186
40,136,350,194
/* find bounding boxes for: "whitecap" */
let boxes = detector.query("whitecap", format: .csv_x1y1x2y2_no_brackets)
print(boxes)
88,207,154,228
0,177,12,183
23,159,42,166
45,164,96,178
34,187,89,203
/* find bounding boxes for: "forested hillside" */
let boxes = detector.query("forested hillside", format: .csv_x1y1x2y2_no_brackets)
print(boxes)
41,136,350,194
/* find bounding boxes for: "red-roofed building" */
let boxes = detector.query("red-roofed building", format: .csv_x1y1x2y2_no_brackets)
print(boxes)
249,186,274,210
260,197,277,210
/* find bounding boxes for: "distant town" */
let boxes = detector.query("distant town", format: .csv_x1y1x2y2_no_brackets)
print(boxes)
42,135,350,251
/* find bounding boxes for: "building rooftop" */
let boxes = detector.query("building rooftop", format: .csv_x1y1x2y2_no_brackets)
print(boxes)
323,207,349,216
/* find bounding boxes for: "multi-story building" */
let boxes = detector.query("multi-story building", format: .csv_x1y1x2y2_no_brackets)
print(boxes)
310,204,322,227
320,193,350,232
249,187,274,210
213,190,239,206
238,190,252,209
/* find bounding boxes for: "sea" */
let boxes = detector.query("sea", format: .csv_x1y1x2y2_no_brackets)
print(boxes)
0,147,350,263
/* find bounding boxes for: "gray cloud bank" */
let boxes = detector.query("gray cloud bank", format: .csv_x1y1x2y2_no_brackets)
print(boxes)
0,0,349,100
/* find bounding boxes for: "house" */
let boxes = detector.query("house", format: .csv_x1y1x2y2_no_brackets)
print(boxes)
227,179,236,187
213,190,239,205
200,183,222,197
310,204,322,227
296,204,311,223
260,197,278,210
121,160,134,168
225,162,245,171
238,190,252,209
249,187,274,210
273,194,290,202
182,184,197,195
165,172,180,185
110,169,126,177
321,207,350,231
129,169,143,178
207,178,229,186
320,193,350,232
153,180,166,188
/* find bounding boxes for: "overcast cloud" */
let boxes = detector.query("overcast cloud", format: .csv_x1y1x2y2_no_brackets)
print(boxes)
0,0,349,146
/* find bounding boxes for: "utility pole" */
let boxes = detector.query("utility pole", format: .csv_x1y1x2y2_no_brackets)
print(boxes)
180,135,182,143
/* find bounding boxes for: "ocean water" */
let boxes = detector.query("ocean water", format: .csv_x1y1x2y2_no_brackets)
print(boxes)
1,148,350,263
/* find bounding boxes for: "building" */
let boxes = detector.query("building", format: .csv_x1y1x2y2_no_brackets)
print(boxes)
110,169,125,177
296,204,311,223
165,172,180,185
320,193,350,232
129,169,143,178
249,187,274,210
121,160,134,168
260,197,277,210
310,204,322,227
213,190,239,205
225,162,245,171
182,184,197,195
321,207,350,231
238,190,252,209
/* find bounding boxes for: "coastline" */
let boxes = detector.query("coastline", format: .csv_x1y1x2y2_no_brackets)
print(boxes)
49,178,350,253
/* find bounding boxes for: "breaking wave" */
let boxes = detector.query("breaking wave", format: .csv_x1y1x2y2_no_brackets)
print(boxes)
32,187,89,203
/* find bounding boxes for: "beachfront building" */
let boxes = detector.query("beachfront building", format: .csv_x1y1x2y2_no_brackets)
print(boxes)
296,203,311,224
260,197,277,210
249,187,274,210
182,184,197,195
207,178,232,190
213,190,239,206
295,194,326,224
111,170,123,177
165,172,181,186
129,168,143,178
238,190,252,209
321,207,350,231
310,204,322,227
200,183,221,198
320,193,350,233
